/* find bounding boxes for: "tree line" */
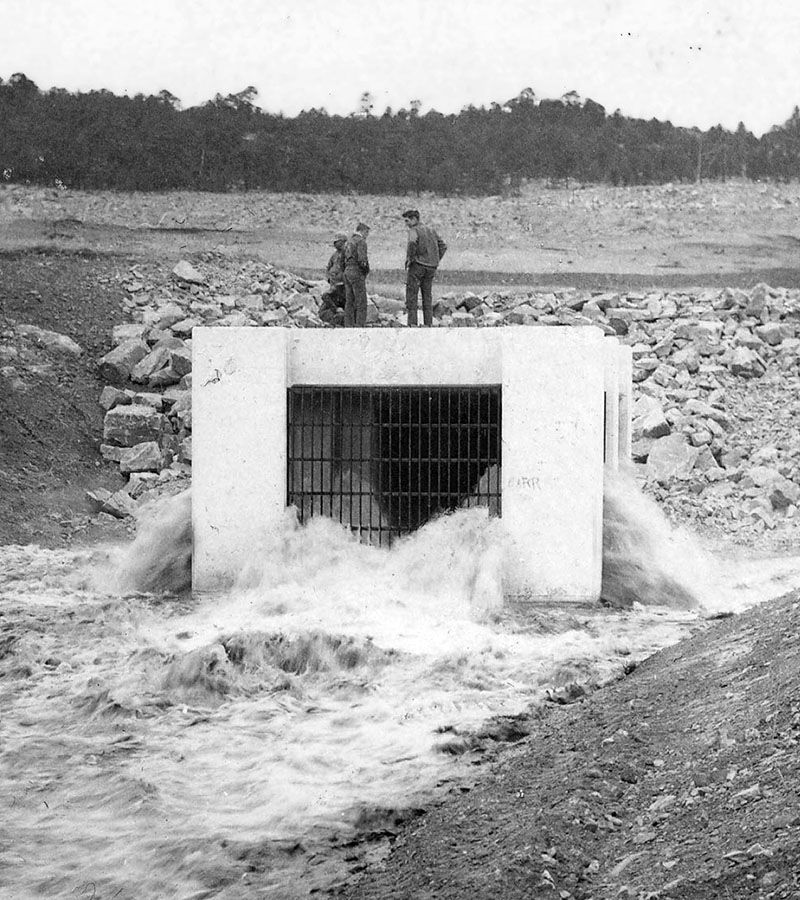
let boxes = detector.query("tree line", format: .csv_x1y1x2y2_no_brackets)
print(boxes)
2,73,800,194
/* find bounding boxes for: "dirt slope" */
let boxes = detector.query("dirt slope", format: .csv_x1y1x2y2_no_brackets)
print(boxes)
336,591,800,900
0,250,129,545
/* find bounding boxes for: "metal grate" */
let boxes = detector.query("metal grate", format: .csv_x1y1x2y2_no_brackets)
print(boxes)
287,386,502,545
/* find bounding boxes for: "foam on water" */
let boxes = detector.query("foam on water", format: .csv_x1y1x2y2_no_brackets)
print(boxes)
3,478,800,898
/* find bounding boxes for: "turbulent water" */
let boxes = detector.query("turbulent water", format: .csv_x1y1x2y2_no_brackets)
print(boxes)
3,474,800,899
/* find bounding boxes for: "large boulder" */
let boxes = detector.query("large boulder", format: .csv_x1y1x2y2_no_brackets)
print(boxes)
769,477,800,511
169,392,192,429
684,399,729,428
119,441,168,474
169,347,192,378
86,488,137,519
451,311,477,327
17,324,82,356
111,323,149,345
179,435,192,463
171,317,201,336
756,323,793,346
125,472,160,499
646,434,700,482
152,302,187,330
103,404,165,446
99,386,132,411
172,260,205,284
671,346,700,373
632,404,670,440
727,346,766,379
744,283,771,319
261,308,290,326
372,296,406,315
130,346,172,384
148,367,183,388
98,339,150,383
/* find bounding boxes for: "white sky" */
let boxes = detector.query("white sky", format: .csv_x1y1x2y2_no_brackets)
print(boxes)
2,0,800,136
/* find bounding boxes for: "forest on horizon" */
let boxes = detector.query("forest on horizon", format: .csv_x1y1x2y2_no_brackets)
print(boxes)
2,73,800,195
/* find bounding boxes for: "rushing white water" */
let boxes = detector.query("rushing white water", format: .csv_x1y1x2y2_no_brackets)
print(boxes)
3,479,800,899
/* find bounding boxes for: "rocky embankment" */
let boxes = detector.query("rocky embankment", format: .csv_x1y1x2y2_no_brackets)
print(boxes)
7,250,800,550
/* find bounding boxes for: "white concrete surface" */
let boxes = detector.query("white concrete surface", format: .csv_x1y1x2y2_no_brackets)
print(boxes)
287,329,503,385
603,338,620,471
193,326,616,601
501,328,605,601
192,328,288,592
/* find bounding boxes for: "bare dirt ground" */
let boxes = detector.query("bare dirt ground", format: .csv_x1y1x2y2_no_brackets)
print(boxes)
335,590,800,900
2,180,800,899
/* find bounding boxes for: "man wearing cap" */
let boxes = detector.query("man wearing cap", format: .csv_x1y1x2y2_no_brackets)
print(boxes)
343,222,371,327
319,232,348,326
402,209,447,327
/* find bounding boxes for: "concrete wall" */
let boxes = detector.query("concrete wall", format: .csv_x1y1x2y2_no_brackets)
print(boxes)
500,329,605,601
286,329,503,385
193,328,288,592
617,344,633,463
193,326,611,602
603,338,620,470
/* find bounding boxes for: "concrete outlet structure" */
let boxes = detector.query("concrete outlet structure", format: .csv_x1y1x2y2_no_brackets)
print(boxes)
193,327,632,603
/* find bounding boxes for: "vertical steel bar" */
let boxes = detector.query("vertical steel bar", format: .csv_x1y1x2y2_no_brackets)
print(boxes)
331,387,337,521
329,387,334,522
404,389,414,531
496,386,502,516
340,387,344,521
344,388,350,529
416,387,422,529
377,389,383,546
388,389,393,545
437,388,442,516
312,388,318,517
456,389,462,508
478,390,483,506
358,387,364,540
300,388,306,522
286,388,292,508
317,386,322,518
426,389,432,525
465,388,472,505
367,390,373,544
445,389,451,510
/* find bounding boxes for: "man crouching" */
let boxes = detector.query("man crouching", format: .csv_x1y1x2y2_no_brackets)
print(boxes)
319,232,348,326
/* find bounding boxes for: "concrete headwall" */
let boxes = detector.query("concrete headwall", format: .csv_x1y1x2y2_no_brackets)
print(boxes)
193,327,621,602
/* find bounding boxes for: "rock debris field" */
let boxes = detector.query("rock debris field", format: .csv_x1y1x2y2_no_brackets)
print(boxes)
4,250,798,551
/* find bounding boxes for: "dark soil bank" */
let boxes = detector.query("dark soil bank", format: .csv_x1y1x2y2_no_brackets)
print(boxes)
0,250,128,545
335,593,800,900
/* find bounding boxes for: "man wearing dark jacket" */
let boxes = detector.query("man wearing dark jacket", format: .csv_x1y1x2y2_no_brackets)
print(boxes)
343,222,370,327
319,232,347,326
402,209,447,327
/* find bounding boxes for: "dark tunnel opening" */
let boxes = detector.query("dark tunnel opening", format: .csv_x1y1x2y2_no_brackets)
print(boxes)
287,386,501,544
374,387,501,531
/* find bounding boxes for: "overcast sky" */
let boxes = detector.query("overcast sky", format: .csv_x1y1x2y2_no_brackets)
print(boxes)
3,0,800,136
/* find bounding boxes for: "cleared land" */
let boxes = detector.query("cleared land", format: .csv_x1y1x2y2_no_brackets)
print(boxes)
4,179,800,291
2,180,800,899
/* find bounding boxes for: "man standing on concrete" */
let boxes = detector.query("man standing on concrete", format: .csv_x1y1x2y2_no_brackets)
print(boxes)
343,223,370,327
402,209,447,327
319,232,348,326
